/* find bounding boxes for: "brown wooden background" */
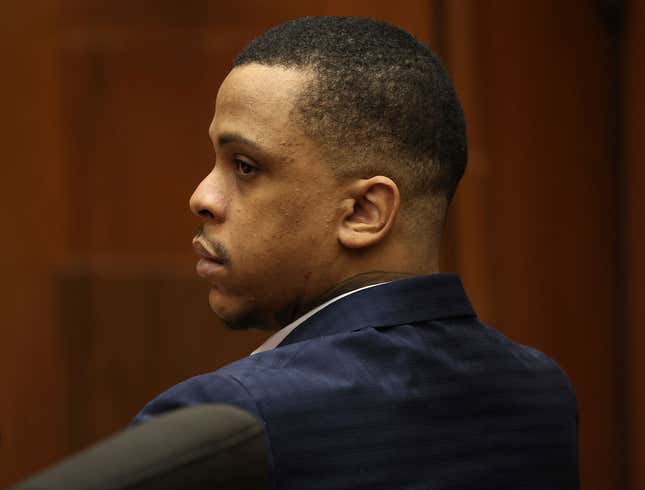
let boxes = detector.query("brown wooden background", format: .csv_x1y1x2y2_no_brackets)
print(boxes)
1,1,642,488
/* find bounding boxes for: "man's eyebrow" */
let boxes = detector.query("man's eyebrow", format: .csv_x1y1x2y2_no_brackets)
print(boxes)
214,132,264,153
210,130,292,164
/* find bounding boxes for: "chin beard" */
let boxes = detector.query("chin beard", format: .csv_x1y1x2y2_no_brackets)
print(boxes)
213,304,281,331
208,286,300,331
221,316,274,331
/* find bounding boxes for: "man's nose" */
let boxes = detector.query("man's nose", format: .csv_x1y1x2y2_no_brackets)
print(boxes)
189,170,227,222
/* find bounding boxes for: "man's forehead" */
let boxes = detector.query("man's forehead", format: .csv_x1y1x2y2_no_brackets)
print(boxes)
216,64,309,111
209,64,312,145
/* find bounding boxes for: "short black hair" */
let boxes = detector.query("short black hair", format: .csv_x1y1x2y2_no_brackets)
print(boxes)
234,16,467,206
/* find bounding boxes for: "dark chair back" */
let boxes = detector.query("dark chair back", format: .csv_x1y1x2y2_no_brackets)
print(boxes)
9,404,269,490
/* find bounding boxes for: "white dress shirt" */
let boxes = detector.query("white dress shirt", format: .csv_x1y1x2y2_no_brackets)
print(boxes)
251,282,389,355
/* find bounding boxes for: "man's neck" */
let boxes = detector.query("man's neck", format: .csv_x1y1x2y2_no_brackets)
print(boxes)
295,271,418,319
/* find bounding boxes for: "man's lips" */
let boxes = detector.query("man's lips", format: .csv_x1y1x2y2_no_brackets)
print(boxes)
192,238,226,280
195,257,225,279
192,239,223,263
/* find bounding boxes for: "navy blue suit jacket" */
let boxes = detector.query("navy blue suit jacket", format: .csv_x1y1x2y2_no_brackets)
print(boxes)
134,274,579,489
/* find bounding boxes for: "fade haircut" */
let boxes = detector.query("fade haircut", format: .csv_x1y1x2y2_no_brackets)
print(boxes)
234,16,467,209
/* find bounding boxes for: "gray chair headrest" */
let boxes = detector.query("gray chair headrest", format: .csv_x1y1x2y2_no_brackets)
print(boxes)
9,404,269,490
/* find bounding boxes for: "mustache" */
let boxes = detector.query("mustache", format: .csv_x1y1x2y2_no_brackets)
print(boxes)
194,227,231,265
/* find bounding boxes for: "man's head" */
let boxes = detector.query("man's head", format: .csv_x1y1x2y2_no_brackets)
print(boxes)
189,17,467,330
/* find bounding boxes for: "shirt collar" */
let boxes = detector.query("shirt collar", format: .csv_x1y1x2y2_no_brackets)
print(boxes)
251,282,389,355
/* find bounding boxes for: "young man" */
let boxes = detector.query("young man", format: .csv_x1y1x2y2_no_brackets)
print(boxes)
134,17,579,489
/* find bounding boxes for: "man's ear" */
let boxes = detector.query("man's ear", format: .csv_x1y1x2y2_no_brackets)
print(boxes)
338,176,400,249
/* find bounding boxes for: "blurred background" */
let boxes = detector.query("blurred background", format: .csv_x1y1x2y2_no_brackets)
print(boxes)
1,0,643,488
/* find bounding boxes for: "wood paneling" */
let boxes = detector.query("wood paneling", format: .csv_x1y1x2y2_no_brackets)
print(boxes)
436,0,496,323
435,2,619,489
626,1,645,488
0,0,69,483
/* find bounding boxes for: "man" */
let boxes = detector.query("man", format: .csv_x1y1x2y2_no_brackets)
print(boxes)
134,17,579,489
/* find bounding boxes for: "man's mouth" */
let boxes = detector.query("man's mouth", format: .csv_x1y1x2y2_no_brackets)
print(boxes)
192,239,224,264
192,235,228,280
195,256,225,279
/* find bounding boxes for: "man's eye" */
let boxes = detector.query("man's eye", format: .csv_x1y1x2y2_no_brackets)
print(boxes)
234,158,257,176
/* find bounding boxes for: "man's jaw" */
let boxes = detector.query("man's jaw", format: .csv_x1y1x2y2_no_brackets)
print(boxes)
207,287,283,331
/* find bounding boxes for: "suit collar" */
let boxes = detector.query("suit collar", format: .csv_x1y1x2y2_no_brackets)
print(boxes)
278,273,475,348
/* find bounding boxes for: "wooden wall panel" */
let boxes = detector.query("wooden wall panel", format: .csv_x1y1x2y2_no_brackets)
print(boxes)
435,0,496,323
434,1,618,489
626,0,645,488
0,1,69,484
480,3,617,483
